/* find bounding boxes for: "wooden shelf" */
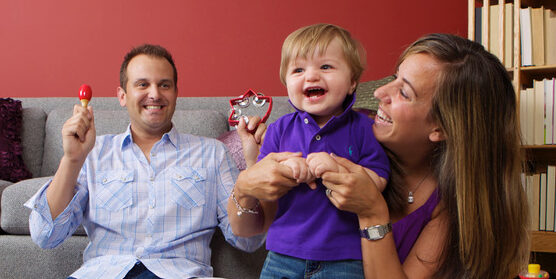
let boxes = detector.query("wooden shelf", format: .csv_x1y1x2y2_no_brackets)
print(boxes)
523,146,556,174
471,0,556,254
521,0,556,9
520,65,556,87
531,231,556,252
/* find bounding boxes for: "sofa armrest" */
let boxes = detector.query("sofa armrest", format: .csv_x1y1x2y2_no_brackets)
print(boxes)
0,177,86,235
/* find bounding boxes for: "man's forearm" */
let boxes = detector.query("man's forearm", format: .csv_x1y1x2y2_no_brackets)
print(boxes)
45,156,85,220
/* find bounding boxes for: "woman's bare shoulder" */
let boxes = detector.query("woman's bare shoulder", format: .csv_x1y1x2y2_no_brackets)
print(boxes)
401,201,450,277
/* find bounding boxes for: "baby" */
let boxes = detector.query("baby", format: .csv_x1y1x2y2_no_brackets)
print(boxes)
256,23,390,278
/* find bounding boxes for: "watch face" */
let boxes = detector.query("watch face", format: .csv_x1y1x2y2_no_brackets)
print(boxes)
361,223,391,240
368,228,381,239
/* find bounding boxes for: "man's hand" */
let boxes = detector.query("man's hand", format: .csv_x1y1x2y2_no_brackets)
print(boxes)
62,105,96,163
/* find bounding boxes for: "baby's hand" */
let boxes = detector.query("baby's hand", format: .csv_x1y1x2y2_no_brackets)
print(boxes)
280,157,315,185
306,152,340,178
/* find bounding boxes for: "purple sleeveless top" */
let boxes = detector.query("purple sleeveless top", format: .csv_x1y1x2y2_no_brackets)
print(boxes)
392,189,440,263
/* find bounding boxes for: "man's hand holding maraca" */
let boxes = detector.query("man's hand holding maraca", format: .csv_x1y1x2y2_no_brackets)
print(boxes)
62,84,95,164
62,103,96,164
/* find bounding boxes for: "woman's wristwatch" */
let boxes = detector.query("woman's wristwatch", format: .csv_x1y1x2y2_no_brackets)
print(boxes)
360,222,392,240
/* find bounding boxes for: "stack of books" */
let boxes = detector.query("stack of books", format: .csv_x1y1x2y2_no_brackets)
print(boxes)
520,6,556,67
520,78,556,145
524,166,556,231
475,4,556,67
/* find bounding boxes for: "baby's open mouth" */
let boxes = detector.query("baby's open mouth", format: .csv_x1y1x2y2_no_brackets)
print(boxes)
304,87,326,99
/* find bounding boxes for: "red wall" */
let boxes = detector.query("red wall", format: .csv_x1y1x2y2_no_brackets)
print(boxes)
0,1,466,98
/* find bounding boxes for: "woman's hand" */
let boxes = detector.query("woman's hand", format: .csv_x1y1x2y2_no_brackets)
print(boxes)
320,155,389,224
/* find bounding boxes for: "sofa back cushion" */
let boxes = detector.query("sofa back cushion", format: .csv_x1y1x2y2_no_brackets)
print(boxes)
40,109,228,176
21,107,47,178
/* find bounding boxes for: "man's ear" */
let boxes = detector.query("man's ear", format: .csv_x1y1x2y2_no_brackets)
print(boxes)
117,87,126,107
429,127,446,142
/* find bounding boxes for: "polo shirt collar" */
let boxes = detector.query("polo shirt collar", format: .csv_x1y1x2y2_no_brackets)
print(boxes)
288,92,357,122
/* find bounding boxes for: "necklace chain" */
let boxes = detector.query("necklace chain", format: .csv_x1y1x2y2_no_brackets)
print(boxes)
408,172,430,204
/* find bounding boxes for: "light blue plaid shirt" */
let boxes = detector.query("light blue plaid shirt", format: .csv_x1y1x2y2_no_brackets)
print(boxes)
25,126,264,279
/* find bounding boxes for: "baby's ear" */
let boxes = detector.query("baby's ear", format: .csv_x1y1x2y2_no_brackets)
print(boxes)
349,80,357,95
429,127,446,142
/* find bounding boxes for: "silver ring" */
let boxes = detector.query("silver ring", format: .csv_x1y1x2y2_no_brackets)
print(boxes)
325,188,332,197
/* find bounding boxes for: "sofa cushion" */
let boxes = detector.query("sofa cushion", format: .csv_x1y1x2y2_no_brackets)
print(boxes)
0,235,87,279
21,107,47,178
40,109,228,177
1,176,87,235
2,177,48,234
218,130,247,170
0,98,33,183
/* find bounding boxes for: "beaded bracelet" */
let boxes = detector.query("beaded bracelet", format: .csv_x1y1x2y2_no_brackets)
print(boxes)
231,189,260,216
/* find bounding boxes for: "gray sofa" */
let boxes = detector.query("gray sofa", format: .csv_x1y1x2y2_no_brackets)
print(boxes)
0,96,292,279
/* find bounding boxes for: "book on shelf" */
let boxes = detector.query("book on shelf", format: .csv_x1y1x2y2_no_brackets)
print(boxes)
545,9,556,65
489,4,501,61
475,6,482,45
484,3,513,67
552,78,556,144
545,78,555,144
520,89,527,144
531,6,545,66
527,173,540,231
540,172,547,231
547,165,555,231
520,7,533,66
504,3,513,68
534,80,545,145
526,87,535,145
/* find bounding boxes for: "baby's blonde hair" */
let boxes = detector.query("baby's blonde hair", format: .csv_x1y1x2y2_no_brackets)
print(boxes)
279,23,366,86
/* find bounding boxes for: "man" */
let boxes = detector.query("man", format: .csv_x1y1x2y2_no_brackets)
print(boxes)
25,44,264,279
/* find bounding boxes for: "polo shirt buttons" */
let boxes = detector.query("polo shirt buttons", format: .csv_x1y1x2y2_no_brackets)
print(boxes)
315,135,322,141
304,118,309,124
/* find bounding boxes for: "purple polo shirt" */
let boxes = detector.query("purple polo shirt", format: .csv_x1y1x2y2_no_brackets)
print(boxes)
258,94,390,261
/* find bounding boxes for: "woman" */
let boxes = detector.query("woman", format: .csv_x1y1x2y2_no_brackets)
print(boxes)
230,33,530,278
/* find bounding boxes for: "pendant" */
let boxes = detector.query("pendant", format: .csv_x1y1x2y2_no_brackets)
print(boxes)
408,191,414,204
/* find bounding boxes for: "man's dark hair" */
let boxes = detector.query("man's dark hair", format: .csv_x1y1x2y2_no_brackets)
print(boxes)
119,44,177,90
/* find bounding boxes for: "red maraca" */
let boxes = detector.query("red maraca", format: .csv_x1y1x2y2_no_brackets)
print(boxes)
79,84,92,107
